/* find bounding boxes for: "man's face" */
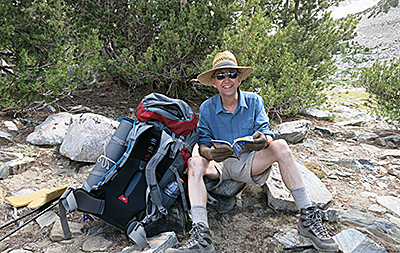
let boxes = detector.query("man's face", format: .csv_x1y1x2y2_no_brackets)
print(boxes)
211,68,241,97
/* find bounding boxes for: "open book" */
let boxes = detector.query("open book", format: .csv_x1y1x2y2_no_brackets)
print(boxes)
211,136,254,160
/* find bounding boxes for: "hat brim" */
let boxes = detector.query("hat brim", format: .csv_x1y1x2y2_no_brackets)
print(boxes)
197,66,254,86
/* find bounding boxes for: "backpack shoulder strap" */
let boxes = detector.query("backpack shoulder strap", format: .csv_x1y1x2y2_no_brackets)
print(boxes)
145,130,174,215
119,122,152,168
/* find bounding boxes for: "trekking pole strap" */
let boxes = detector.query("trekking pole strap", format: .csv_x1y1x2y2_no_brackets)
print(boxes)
58,187,76,239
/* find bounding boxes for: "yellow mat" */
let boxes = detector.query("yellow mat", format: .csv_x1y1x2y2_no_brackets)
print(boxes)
6,185,68,209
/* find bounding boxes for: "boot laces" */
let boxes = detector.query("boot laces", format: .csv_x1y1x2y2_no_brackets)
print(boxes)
305,209,331,239
181,224,209,249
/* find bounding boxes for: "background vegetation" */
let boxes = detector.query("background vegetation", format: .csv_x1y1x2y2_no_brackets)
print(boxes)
357,58,400,121
0,0,398,121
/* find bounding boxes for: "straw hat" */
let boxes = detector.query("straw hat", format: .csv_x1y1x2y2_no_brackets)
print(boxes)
197,51,254,86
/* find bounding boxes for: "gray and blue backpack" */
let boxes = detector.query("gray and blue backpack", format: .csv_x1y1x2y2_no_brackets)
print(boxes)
59,93,199,250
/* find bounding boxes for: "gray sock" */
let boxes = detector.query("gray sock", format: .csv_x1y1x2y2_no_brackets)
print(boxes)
191,205,209,228
291,186,312,210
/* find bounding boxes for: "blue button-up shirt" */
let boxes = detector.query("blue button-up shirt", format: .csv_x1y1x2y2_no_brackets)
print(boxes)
198,89,275,147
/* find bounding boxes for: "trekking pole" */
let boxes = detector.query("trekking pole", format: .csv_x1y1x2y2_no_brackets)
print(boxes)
0,200,59,242
0,205,43,230
283,244,315,252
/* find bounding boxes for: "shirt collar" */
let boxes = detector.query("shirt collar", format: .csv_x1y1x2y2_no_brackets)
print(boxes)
215,88,248,115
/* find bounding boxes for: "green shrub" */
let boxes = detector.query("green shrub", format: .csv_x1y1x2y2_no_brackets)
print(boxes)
1,0,358,115
0,0,105,109
203,0,358,121
357,58,400,121
68,0,234,97
1,0,236,108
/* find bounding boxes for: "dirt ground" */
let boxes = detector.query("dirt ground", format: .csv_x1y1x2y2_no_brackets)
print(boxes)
0,82,399,252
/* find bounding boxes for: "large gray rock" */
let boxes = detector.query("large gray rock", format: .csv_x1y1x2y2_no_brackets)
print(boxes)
272,120,311,144
208,179,246,197
59,113,119,162
27,112,73,145
332,158,377,173
341,209,400,246
335,229,387,253
264,161,332,212
300,108,333,120
0,151,35,179
377,196,400,217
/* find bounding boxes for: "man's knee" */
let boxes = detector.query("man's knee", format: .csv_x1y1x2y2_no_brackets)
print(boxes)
187,156,209,177
268,139,292,156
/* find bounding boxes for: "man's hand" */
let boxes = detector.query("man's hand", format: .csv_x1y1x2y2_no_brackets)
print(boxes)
205,147,234,162
244,131,267,151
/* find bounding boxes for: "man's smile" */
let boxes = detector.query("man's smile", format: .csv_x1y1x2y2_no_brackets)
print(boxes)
222,84,233,89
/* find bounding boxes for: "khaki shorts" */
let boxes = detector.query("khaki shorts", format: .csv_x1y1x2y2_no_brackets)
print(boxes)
211,151,272,189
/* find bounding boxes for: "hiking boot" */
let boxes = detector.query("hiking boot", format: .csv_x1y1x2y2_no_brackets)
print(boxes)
165,222,215,253
298,206,339,253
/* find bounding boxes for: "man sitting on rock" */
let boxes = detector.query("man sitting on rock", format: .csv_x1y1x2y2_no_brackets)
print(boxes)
166,51,338,253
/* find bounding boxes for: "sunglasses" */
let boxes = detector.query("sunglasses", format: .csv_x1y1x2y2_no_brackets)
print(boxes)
215,71,239,80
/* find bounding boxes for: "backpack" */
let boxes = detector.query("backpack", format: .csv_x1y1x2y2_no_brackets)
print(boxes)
59,93,199,250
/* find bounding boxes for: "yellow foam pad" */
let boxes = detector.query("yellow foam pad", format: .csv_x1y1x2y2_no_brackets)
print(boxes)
6,189,49,208
6,185,68,209
27,185,68,209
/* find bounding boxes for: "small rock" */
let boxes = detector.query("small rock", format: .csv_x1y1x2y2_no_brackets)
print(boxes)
300,108,332,120
272,120,311,144
82,234,113,252
386,214,400,229
0,157,36,179
368,204,386,215
335,119,365,127
35,211,59,228
273,229,313,249
387,166,400,179
314,126,337,136
379,149,400,159
50,220,84,241
69,105,93,114
4,121,18,131
377,196,400,216
123,231,179,253
360,143,381,154
0,130,13,144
